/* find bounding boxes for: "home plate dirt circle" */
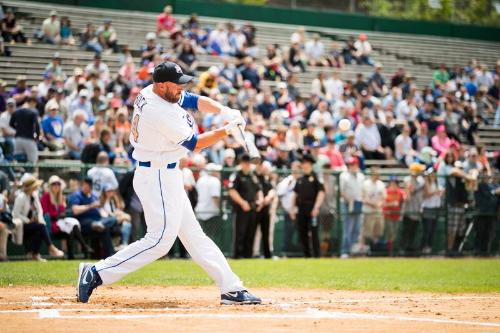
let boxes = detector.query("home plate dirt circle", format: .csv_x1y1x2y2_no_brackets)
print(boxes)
1,286,499,332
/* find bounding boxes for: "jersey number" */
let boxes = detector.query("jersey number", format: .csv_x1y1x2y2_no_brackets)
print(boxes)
131,114,140,143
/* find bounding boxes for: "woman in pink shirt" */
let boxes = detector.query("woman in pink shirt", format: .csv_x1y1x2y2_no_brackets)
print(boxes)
431,125,451,155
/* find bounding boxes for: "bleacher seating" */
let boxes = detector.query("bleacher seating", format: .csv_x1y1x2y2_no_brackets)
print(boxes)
1,0,499,173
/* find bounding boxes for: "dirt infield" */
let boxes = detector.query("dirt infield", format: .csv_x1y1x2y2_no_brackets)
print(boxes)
0,286,499,333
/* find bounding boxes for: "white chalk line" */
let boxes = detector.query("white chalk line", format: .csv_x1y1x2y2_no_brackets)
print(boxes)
279,295,500,305
29,308,500,328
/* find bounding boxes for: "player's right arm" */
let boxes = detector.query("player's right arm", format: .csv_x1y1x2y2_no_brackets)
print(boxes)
193,118,244,152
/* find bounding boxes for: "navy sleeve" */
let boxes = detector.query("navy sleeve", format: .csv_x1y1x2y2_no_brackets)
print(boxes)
180,133,198,151
178,91,199,111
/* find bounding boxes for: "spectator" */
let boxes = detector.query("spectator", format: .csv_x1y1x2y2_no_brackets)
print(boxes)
342,36,357,65
400,163,425,254
38,10,60,44
395,94,418,123
309,100,333,127
420,168,442,255
1,8,27,43
256,91,276,120
361,167,386,252
262,44,286,81
98,128,117,164
141,32,163,65
87,152,118,197
305,33,327,66
69,89,93,123
177,38,198,76
473,171,499,255
10,75,30,105
383,176,405,255
208,23,230,56
285,120,304,150
395,123,416,166
68,177,116,258
353,33,374,66
287,41,305,73
85,53,110,84
64,110,90,160
439,158,473,252
197,66,219,96
80,23,102,54
319,138,345,170
156,5,176,37
0,79,8,112
290,154,325,258
355,115,385,160
339,157,364,258
433,63,450,87
325,71,344,103
195,163,222,242
13,175,64,261
60,16,75,45
311,72,327,99
239,57,260,89
97,18,118,54
431,124,452,156
253,160,275,259
326,41,344,68
276,161,301,255
391,67,406,88
0,98,16,158
99,183,132,251
9,96,40,163
41,100,65,151
40,175,93,259
369,63,387,97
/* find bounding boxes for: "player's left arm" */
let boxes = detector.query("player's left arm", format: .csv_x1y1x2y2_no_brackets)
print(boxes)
179,91,241,119
179,91,224,114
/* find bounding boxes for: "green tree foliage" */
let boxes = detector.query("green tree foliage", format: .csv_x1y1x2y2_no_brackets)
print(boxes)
360,0,500,27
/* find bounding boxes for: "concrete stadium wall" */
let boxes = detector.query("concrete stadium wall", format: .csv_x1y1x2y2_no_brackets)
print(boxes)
22,0,500,42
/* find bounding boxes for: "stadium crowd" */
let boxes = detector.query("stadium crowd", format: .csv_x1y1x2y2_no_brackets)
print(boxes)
0,6,498,262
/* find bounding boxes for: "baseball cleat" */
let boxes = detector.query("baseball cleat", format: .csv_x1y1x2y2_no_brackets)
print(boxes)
76,263,102,303
220,290,262,305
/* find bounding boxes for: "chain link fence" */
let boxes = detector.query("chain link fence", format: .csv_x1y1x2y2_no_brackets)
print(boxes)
3,162,499,258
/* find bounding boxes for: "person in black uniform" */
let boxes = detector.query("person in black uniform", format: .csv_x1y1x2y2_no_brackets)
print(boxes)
290,154,325,258
254,160,276,259
228,154,263,259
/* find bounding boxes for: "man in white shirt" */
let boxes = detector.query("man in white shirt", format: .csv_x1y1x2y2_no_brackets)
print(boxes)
0,98,16,158
325,71,344,103
353,33,374,66
339,158,365,257
194,162,222,246
354,115,385,160
305,33,327,66
39,10,60,44
77,61,260,305
309,100,334,127
87,152,119,197
275,161,301,255
361,168,386,250
85,54,110,84
63,110,90,160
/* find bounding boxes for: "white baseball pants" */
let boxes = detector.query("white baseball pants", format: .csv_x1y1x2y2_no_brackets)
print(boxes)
94,165,245,294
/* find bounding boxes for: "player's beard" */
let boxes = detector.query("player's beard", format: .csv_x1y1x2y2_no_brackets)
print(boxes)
164,90,181,103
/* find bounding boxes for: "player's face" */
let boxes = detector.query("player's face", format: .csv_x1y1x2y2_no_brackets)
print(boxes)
162,82,184,103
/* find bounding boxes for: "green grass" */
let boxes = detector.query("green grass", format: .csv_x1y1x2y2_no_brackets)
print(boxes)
1,258,499,293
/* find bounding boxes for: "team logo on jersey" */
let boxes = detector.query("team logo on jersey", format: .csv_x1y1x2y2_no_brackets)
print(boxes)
175,64,183,74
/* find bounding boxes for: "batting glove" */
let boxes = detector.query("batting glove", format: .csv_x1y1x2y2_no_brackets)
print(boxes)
220,107,242,122
223,115,246,135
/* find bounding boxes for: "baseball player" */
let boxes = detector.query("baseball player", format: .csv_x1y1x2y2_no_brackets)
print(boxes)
77,61,261,305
